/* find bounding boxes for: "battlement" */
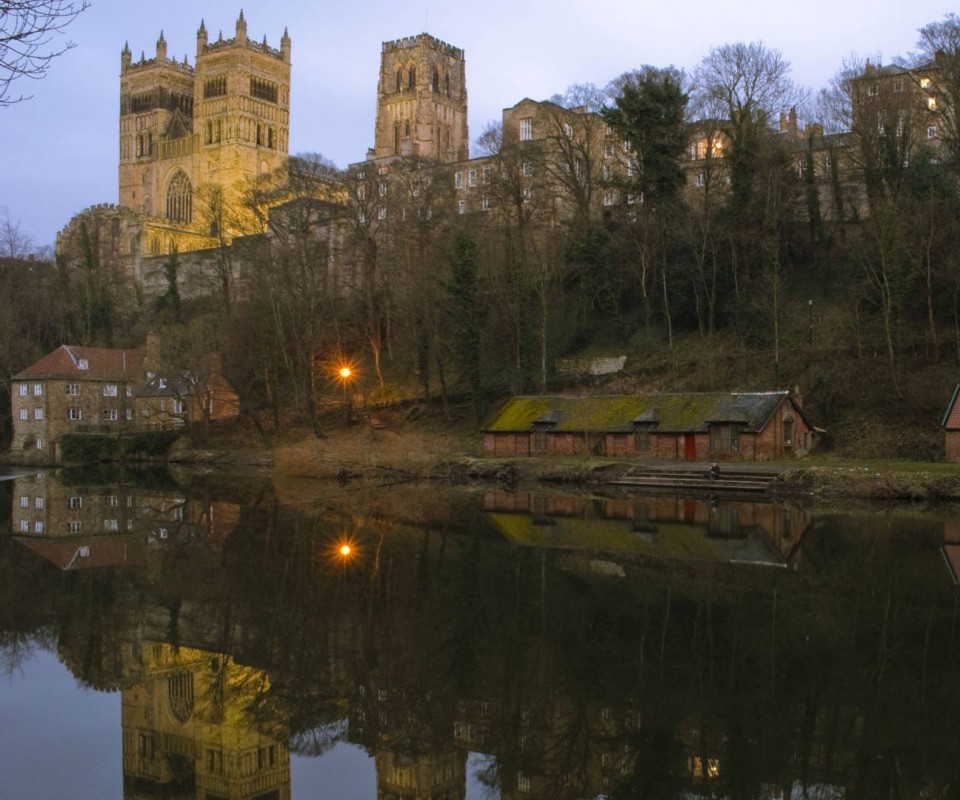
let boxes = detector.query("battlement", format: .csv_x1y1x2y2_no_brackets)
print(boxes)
201,36,284,60
382,33,463,60
123,55,195,76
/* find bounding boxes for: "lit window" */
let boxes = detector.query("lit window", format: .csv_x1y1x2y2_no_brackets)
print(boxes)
921,77,931,89
67,383,80,396
518,773,531,793
519,118,533,141
928,96,937,110
454,171,463,189
467,169,477,187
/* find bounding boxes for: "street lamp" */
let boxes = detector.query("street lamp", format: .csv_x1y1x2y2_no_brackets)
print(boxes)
338,365,353,423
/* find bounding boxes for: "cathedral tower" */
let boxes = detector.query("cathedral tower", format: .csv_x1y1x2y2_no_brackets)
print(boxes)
372,34,468,163
119,12,290,239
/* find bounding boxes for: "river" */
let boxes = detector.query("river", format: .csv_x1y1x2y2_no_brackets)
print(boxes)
2,467,959,799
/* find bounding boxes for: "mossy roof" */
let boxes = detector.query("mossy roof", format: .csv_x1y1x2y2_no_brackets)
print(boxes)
486,513,786,565
485,392,796,434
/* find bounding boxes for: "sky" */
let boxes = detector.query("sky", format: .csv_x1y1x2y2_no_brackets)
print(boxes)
2,0,956,248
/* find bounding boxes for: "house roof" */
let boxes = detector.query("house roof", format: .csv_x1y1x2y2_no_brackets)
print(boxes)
14,345,144,381
485,392,806,434
137,373,202,398
942,384,960,430
14,535,146,570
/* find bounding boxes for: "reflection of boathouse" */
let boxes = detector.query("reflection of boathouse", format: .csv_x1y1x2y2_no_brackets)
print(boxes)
483,491,807,568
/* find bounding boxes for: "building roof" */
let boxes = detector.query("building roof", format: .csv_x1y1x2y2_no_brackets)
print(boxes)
13,345,145,381
941,384,960,430
485,392,806,434
14,535,146,570
137,373,202,398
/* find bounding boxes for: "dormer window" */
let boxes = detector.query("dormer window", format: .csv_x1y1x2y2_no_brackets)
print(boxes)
78,359,88,370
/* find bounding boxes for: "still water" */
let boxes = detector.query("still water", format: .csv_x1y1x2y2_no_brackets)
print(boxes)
2,467,960,800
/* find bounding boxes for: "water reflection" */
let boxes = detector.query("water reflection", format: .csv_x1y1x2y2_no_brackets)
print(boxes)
2,470,960,799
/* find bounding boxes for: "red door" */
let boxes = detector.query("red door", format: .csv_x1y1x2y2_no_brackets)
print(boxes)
684,434,697,461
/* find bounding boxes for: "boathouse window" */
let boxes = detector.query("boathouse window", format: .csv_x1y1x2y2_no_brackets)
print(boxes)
710,423,741,454
533,427,548,450
633,425,652,451
783,417,794,447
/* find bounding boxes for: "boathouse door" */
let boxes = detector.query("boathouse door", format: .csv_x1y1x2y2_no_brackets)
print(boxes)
684,434,696,461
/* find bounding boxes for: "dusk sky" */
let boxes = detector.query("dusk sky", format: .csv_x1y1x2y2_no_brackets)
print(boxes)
2,0,955,248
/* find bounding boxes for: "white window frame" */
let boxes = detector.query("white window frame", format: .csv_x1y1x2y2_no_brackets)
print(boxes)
67,383,80,396
467,169,477,187
457,199,466,215
35,437,42,450
519,118,533,141
68,521,82,534
481,195,490,211
19,496,29,509
78,359,88,370
69,496,83,509
68,408,82,421
454,171,463,189
103,384,118,397
34,521,44,534
18,384,28,397
20,520,29,532
33,383,43,396
35,497,44,510
19,408,28,421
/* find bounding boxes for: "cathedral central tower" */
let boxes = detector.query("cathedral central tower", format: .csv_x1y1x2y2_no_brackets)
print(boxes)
372,34,468,163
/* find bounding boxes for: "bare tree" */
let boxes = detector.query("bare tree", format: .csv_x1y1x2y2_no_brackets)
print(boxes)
0,0,90,106
0,206,33,257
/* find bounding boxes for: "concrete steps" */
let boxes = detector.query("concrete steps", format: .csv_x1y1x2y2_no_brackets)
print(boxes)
609,466,778,493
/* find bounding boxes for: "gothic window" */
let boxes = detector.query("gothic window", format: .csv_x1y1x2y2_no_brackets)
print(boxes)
267,127,275,149
445,126,451,151
404,119,410,138
408,67,416,91
445,73,450,96
394,123,401,154
396,69,402,92
432,67,439,93
249,76,278,103
166,171,192,224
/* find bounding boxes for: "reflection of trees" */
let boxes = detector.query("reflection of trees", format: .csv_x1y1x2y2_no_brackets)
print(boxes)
5,482,960,797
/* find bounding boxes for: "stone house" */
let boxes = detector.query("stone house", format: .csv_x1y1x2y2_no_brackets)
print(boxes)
484,391,813,461
10,338,238,465
10,344,146,464
136,369,240,428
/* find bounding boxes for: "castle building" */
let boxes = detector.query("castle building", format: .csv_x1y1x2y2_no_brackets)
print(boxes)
118,11,290,252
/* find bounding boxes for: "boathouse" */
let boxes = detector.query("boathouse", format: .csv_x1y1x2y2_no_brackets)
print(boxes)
483,391,813,461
